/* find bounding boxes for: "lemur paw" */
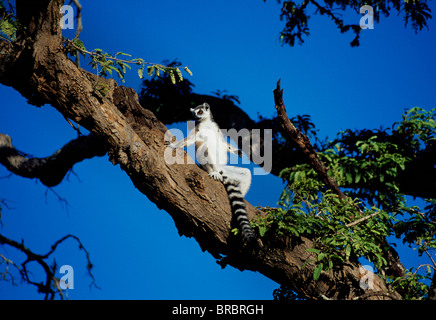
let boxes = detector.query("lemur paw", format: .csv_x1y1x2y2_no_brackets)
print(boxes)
165,141,176,149
209,171,223,181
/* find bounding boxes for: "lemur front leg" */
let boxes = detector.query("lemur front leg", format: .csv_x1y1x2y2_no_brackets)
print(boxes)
227,143,244,158
165,130,196,149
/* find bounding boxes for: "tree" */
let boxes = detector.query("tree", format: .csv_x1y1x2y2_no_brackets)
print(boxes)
0,0,434,300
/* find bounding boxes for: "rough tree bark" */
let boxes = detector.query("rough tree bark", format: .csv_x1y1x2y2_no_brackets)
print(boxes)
0,0,402,299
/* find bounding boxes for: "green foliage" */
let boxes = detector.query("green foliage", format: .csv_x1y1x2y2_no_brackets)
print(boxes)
258,107,436,299
94,83,110,97
0,2,191,85
278,0,310,46
0,1,21,42
403,0,433,32
389,268,432,300
318,107,436,209
394,107,436,149
256,186,394,279
269,0,432,47
0,16,16,41
320,136,410,208
64,39,192,84
394,199,436,259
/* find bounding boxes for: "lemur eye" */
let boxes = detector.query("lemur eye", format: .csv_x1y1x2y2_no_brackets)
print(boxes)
198,110,203,115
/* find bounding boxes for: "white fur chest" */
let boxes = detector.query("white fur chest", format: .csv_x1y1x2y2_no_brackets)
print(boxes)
195,120,228,165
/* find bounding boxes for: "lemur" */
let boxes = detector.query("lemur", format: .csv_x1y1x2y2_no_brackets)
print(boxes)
166,103,256,244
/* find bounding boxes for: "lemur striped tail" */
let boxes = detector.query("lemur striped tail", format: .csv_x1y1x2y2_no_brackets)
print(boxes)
222,175,257,244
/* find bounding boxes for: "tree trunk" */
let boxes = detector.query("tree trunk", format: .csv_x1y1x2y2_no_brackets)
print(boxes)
0,0,401,299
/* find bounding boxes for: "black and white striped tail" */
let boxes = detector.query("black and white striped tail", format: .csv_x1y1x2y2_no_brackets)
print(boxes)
222,175,257,244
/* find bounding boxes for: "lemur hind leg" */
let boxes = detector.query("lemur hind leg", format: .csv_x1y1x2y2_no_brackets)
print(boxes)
220,166,251,197
202,163,223,181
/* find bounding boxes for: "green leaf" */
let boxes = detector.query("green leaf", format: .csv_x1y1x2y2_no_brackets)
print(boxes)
138,67,144,79
306,248,321,255
345,244,351,260
123,62,131,70
184,66,193,76
346,172,353,184
258,225,267,237
176,68,183,81
115,51,131,58
73,38,86,51
169,70,176,84
313,263,323,281
147,66,154,77
231,228,239,235
355,172,361,183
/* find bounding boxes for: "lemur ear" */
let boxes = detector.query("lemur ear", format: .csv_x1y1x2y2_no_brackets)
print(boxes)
190,108,195,113
203,103,210,110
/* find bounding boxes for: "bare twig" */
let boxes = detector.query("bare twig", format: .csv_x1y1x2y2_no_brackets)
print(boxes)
0,253,21,283
273,79,347,199
69,0,82,67
64,116,82,136
409,207,436,225
412,264,435,275
70,0,82,40
43,234,99,289
0,233,98,299
423,247,436,270
44,187,71,212
346,211,379,228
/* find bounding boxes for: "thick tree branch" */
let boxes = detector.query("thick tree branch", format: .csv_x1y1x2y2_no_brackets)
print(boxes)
0,133,106,186
0,0,401,299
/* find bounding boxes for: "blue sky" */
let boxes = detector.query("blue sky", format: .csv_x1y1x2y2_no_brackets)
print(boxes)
0,0,435,299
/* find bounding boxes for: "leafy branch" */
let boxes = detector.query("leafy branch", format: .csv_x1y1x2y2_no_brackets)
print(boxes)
271,0,432,47
65,39,193,84
0,0,21,43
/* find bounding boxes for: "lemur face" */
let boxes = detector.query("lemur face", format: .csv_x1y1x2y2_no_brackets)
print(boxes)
190,103,211,121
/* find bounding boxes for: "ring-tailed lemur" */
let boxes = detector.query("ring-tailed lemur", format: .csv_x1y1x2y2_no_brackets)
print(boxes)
166,103,256,244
